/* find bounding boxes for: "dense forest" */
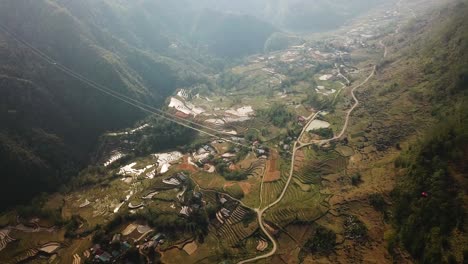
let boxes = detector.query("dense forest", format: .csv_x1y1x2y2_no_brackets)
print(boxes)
391,103,467,263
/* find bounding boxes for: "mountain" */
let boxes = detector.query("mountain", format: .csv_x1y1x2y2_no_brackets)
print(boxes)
190,9,277,57
0,0,206,209
347,0,467,262
191,0,388,32
385,2,468,262
0,0,285,209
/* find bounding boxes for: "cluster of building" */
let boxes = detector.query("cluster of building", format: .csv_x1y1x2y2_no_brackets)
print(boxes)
89,239,131,263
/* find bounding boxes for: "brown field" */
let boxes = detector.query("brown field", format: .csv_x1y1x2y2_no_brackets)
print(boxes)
294,149,305,171
238,182,252,195
177,156,198,173
264,150,281,183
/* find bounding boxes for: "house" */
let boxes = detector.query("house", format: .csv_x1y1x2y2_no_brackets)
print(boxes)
151,233,165,242
297,116,306,123
219,197,228,204
111,234,121,244
122,242,131,250
193,191,203,200
176,172,188,183
180,206,192,217
95,251,112,262
221,153,236,158
256,149,266,155
220,208,231,218
162,177,181,186
163,172,188,186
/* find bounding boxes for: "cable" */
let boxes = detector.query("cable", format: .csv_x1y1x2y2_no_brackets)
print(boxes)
0,24,251,148
0,24,232,137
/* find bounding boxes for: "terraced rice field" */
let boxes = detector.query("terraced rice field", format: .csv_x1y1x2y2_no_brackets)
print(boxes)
0,229,14,252
262,178,286,206
294,156,347,184
264,150,281,183
244,159,266,178
216,206,259,247
265,184,329,227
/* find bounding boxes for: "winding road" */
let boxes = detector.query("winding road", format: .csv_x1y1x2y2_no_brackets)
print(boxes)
238,65,376,263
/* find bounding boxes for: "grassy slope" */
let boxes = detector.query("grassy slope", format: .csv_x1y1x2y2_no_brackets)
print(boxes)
387,3,468,262
359,1,468,262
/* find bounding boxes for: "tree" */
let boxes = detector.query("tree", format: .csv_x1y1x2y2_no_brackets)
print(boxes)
304,226,336,255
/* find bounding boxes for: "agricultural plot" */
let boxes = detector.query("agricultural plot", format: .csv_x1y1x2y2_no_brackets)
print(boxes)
264,184,329,227
215,206,258,248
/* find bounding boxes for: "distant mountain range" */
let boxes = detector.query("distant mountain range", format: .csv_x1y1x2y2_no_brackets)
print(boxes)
191,0,388,32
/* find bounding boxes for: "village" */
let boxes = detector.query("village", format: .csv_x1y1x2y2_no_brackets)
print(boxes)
0,2,412,262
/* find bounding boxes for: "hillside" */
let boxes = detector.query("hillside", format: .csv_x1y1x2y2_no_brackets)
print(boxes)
317,0,468,262
385,1,468,262
0,0,208,209
0,0,466,263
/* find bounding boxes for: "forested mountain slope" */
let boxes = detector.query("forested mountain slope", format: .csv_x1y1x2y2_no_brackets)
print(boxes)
0,0,204,209
390,5,468,263
0,0,284,209
368,1,468,262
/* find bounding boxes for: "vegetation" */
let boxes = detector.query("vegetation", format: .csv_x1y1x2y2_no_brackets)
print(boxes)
16,193,65,225
369,193,387,213
344,215,367,242
304,226,337,255
391,103,467,263
0,0,210,210
214,162,248,181
303,92,333,110
135,116,196,154
94,208,210,243
351,173,362,186
258,104,294,127
225,184,245,200
311,127,334,138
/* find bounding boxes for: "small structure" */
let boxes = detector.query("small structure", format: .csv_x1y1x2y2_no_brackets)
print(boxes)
111,234,121,244
256,149,266,155
128,202,144,209
151,233,165,242
219,197,228,204
193,191,203,201
163,172,188,186
180,206,192,217
220,208,231,218
96,252,112,262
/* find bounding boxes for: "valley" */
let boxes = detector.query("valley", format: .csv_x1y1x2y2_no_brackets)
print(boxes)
0,0,466,263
